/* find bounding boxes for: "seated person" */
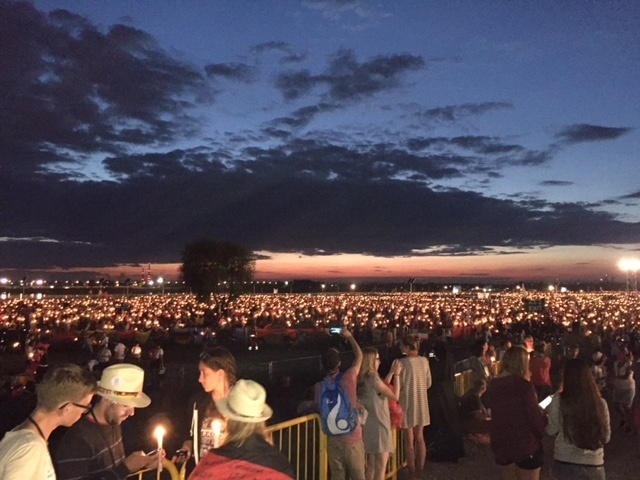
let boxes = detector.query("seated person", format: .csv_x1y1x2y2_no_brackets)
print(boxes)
459,379,490,434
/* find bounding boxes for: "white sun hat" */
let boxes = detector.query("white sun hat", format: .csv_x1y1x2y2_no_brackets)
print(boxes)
97,364,151,408
216,379,273,423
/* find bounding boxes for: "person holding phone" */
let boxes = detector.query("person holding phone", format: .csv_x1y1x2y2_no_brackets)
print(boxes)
486,346,547,480
55,364,163,480
545,359,610,480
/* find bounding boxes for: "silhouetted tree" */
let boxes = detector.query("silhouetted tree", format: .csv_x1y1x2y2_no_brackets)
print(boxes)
180,238,255,300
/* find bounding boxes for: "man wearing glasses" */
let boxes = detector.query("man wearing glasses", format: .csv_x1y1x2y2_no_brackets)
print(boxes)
55,364,163,480
0,363,97,480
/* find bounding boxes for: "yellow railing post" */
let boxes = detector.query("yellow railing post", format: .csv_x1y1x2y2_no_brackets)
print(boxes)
318,425,328,480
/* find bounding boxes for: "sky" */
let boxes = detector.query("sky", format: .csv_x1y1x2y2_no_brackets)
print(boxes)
1,0,639,284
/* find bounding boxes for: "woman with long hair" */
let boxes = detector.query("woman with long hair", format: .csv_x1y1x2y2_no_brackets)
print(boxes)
397,334,432,480
486,346,547,480
546,358,610,480
357,348,401,480
188,379,295,479
612,347,635,431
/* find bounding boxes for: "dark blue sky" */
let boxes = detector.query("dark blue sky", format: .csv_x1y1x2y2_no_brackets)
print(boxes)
1,0,639,282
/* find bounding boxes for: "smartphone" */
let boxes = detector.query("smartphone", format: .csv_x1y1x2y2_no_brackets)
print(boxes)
175,449,187,457
428,351,436,358
146,449,158,456
330,327,342,334
538,395,553,409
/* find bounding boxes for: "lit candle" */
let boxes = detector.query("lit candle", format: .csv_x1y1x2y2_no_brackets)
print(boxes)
154,425,165,474
212,419,222,449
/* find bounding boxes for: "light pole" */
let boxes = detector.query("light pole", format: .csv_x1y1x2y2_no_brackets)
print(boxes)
618,258,640,293
157,277,164,295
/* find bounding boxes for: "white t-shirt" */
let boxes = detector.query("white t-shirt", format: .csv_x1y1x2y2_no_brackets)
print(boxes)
0,429,56,480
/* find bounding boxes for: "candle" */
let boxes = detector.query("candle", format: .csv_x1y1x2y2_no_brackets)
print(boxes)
212,419,222,449
154,425,165,474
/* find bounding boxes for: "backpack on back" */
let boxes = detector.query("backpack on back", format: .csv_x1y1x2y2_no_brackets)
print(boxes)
318,373,358,436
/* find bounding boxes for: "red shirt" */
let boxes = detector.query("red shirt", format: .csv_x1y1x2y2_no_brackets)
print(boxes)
486,374,547,463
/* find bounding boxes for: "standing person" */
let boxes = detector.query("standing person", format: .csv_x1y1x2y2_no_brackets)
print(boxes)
469,340,491,384
529,341,552,402
148,343,164,386
0,364,97,480
188,379,294,480
591,351,608,395
55,364,162,480
177,346,237,466
315,328,365,480
397,334,432,480
130,343,142,365
486,346,547,480
545,359,610,480
357,348,402,480
112,342,126,363
612,347,635,431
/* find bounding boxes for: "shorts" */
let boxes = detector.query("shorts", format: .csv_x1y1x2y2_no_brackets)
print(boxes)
496,446,544,470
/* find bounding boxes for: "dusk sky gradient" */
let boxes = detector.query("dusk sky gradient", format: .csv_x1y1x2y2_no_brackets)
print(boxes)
1,0,639,283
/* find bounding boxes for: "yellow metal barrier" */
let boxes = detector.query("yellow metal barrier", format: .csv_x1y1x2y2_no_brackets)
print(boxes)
127,458,180,480
265,413,407,480
141,364,491,480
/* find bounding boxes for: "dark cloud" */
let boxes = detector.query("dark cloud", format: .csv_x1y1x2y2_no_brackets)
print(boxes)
270,103,339,128
251,41,291,54
275,49,424,101
541,180,573,187
204,62,255,82
0,0,212,175
620,190,640,199
2,138,640,270
416,102,512,122
556,124,632,144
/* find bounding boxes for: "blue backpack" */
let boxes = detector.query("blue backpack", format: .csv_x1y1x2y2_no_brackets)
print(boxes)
318,373,358,436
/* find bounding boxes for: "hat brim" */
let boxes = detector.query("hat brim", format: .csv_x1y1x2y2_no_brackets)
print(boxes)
98,391,151,408
216,397,272,423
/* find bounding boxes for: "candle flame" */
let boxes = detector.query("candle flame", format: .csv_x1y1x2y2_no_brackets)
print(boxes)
154,425,166,441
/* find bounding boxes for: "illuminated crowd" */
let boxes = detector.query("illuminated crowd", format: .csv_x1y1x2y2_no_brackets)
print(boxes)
0,291,639,340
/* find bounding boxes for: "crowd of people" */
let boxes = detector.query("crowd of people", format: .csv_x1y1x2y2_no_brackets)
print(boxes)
1,290,640,479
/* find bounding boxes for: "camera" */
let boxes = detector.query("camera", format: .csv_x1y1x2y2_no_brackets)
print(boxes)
330,327,343,334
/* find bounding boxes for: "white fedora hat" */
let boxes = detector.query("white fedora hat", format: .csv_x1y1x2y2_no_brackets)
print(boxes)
216,379,273,423
98,364,151,408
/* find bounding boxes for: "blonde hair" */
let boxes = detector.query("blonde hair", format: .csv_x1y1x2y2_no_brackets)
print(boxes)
224,419,267,446
500,345,529,379
36,364,97,411
357,348,380,394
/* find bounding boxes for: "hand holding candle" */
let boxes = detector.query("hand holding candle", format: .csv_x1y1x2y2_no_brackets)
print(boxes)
153,425,165,473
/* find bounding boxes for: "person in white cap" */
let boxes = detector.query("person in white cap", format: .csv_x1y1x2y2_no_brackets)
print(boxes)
54,364,163,480
188,379,294,480
0,363,97,480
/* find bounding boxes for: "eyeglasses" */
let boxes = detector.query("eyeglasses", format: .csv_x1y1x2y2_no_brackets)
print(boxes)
60,402,93,412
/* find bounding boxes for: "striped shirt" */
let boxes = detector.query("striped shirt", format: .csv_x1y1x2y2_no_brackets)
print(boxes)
398,355,432,428
55,415,129,480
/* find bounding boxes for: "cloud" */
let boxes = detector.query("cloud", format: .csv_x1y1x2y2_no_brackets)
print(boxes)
270,103,339,128
541,180,573,187
3,137,640,270
251,41,291,54
556,124,632,144
275,49,424,101
204,62,255,82
620,190,640,199
0,1,212,176
416,102,513,122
